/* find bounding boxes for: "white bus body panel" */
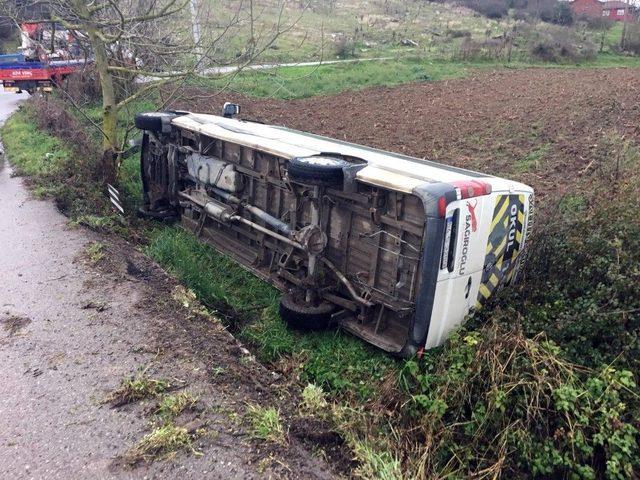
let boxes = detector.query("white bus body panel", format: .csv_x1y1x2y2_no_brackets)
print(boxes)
426,187,533,348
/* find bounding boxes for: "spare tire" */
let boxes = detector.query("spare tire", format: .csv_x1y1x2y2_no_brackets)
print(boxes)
287,156,350,187
134,111,185,133
279,292,336,331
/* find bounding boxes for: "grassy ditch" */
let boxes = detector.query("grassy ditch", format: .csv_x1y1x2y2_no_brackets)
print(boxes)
145,226,394,401
0,104,124,231
1,108,72,193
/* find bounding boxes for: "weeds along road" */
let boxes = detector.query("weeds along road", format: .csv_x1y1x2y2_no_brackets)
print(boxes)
0,92,334,479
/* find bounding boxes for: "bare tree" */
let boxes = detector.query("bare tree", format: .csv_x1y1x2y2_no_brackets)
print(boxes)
2,0,306,182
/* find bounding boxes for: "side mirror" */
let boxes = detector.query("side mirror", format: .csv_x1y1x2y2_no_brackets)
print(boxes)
222,102,241,118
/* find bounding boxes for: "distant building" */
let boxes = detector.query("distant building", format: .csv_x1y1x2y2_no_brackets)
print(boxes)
570,0,638,21
601,1,637,20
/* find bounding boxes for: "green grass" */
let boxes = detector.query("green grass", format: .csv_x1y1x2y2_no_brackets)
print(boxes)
606,22,624,45
351,442,402,480
245,404,285,443
0,109,71,181
124,424,196,464
299,383,328,414
104,374,172,407
85,241,106,264
144,226,394,401
1,107,123,227
197,57,472,99
514,143,551,172
199,54,640,100
156,392,198,421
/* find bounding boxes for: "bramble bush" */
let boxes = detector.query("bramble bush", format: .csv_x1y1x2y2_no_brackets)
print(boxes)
344,134,640,479
397,327,638,478
374,133,640,478
517,138,640,373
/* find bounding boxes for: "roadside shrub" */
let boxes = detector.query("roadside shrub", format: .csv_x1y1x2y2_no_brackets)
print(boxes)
334,36,355,58
398,326,639,478
456,37,506,60
468,0,508,19
517,135,640,372
579,14,615,30
2,101,111,222
528,26,596,62
29,96,98,166
530,38,563,61
525,0,559,23
373,130,640,479
512,9,530,21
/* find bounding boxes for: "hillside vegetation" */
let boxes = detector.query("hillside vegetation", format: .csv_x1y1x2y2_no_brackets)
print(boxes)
199,0,639,64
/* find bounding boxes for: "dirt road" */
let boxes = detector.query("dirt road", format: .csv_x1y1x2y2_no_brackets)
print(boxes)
0,93,334,479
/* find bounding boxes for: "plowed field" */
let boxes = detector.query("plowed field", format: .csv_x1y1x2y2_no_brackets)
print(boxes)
171,67,640,205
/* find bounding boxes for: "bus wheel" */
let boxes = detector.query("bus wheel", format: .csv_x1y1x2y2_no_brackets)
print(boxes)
134,111,185,134
279,292,336,331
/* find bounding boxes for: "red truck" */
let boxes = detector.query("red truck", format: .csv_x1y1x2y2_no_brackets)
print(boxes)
0,22,87,94
0,54,85,94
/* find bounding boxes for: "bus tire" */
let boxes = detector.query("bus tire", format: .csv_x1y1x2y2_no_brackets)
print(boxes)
134,111,185,133
279,292,336,331
137,204,179,224
287,156,349,187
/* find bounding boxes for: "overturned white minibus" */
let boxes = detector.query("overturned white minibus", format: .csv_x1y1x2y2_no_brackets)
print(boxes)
135,107,534,356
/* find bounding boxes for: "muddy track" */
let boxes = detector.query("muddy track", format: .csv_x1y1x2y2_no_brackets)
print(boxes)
170,67,640,204
0,94,337,479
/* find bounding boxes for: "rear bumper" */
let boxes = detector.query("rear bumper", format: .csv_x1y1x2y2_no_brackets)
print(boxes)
397,216,445,356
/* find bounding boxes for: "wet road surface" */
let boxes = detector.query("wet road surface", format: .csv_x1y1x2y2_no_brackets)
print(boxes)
0,93,165,479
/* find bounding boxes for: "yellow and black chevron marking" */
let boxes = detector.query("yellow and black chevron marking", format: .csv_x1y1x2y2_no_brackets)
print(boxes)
476,194,525,307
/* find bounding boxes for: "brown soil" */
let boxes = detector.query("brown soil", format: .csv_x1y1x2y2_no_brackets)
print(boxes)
170,67,640,204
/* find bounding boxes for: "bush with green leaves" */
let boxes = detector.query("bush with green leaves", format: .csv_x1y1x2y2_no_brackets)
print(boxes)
397,326,638,478
516,139,640,373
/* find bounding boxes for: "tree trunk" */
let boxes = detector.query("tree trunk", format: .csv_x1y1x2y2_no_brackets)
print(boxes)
90,29,119,183
73,0,119,183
